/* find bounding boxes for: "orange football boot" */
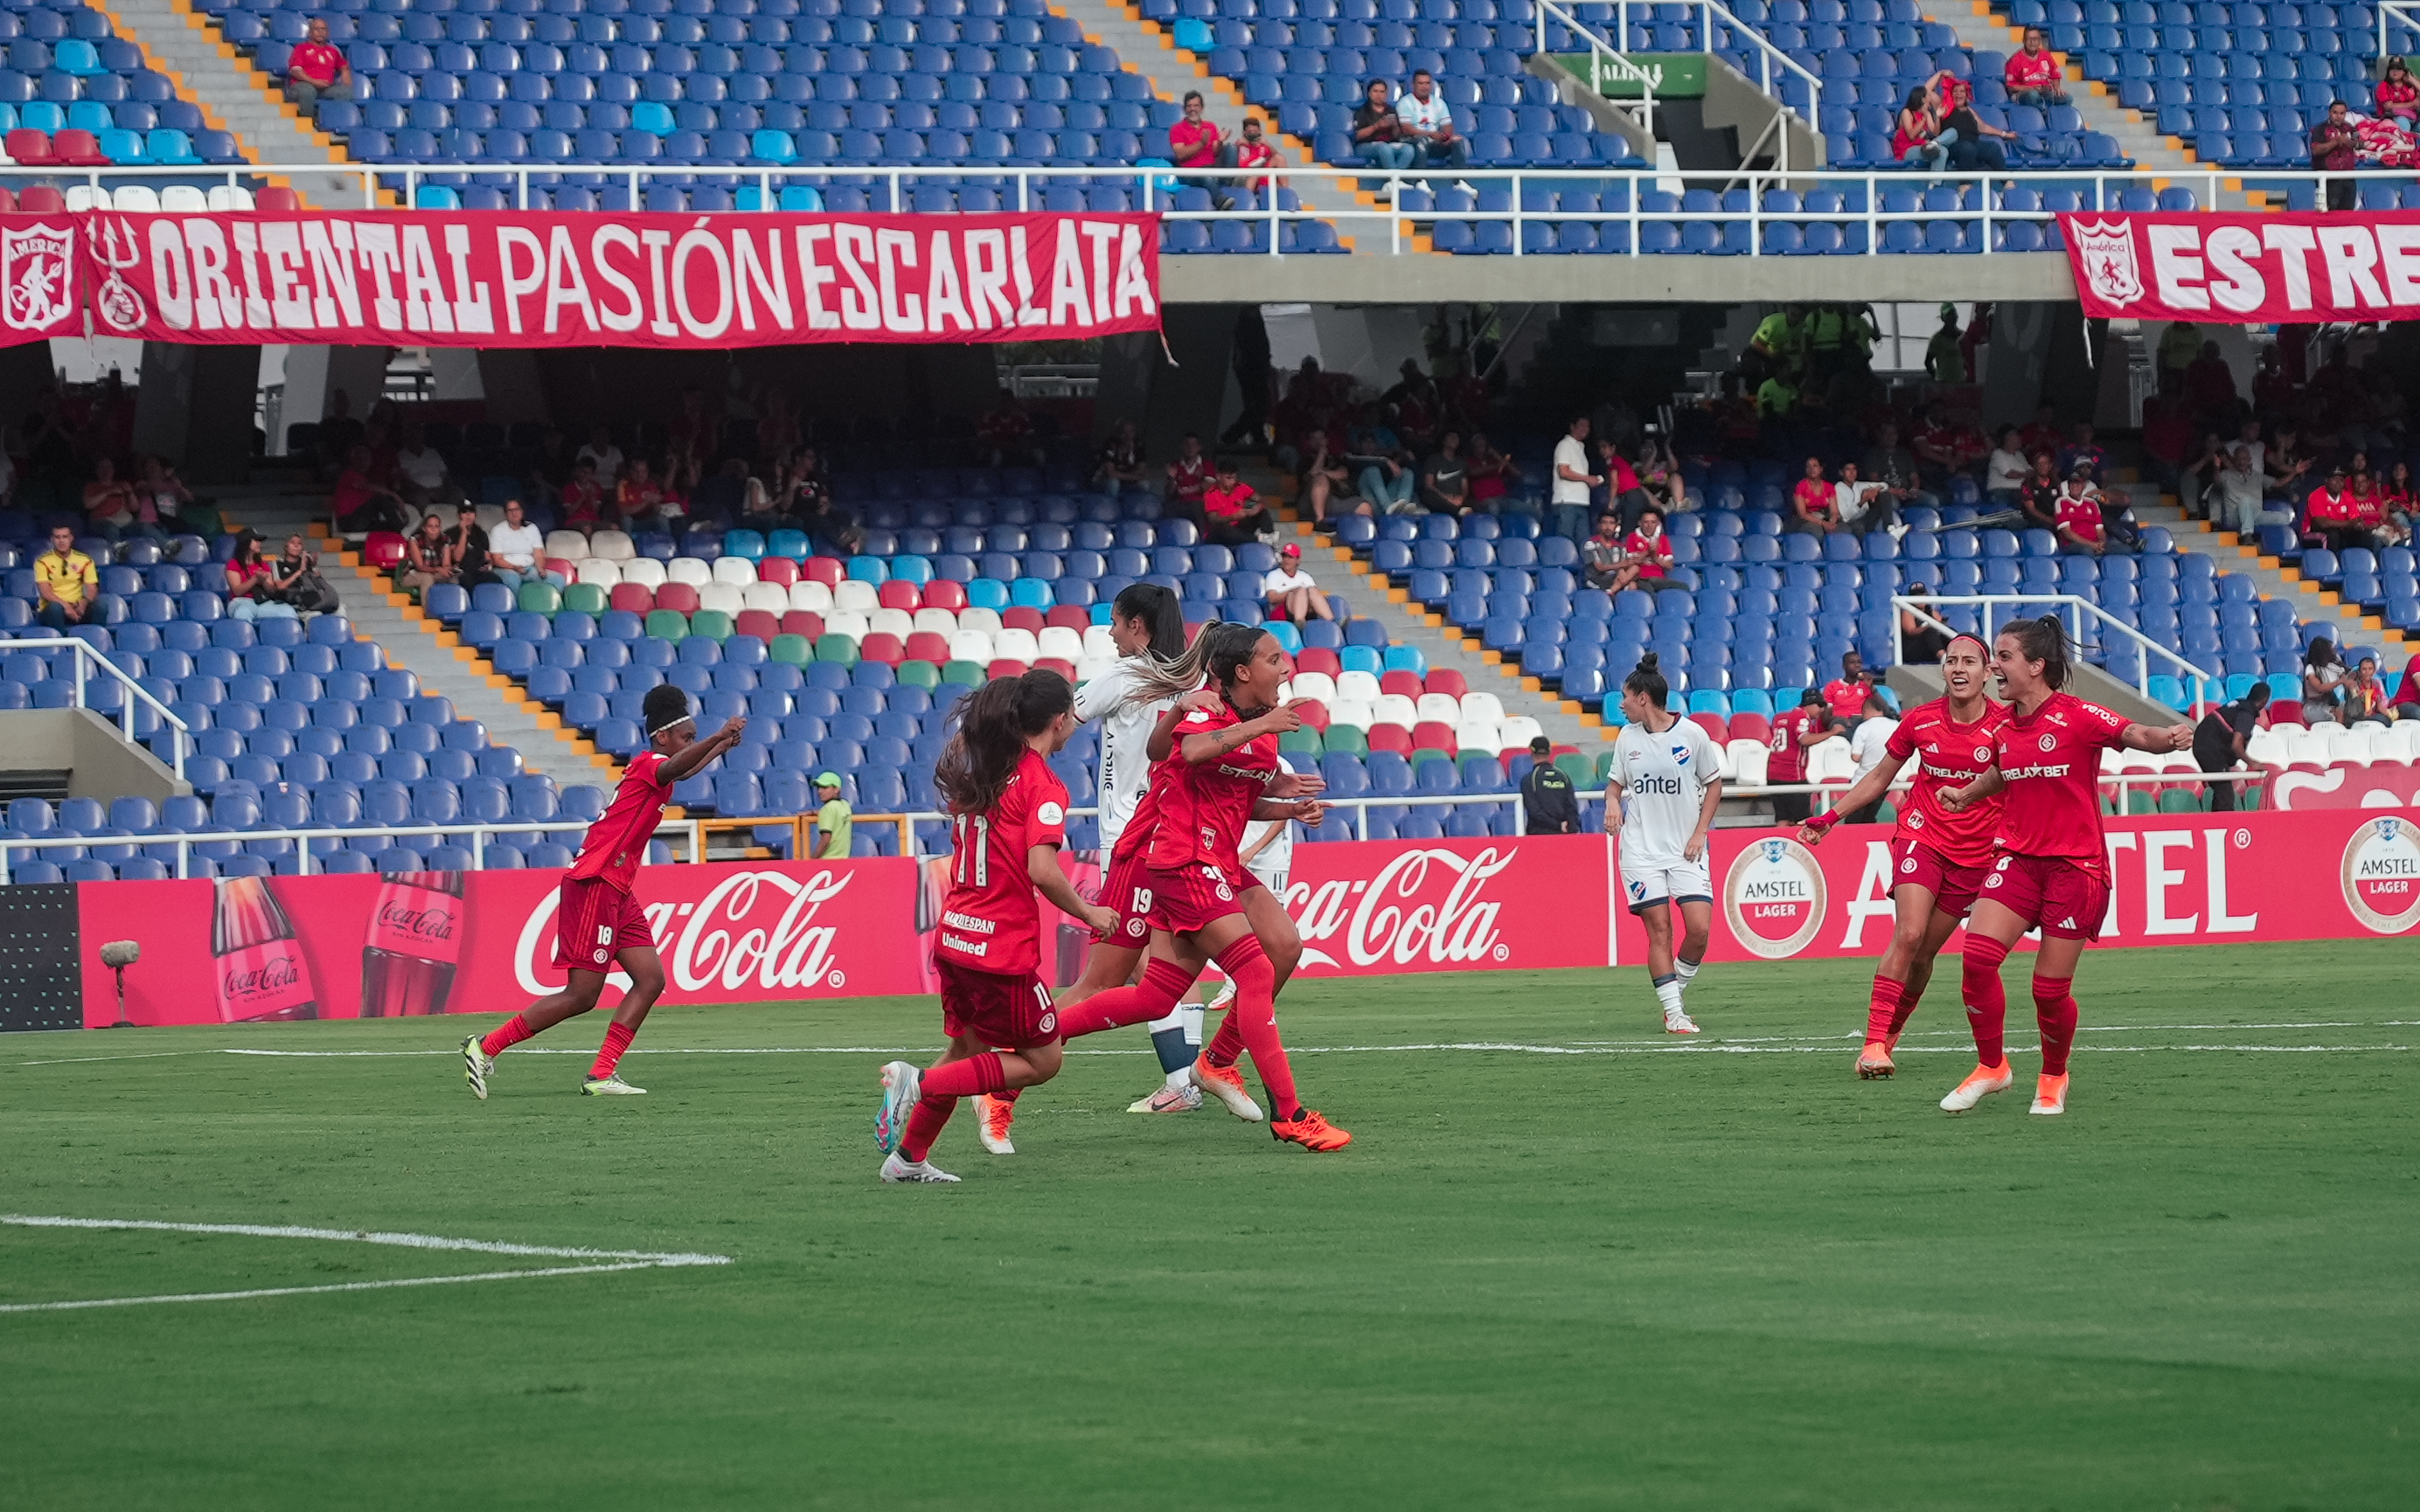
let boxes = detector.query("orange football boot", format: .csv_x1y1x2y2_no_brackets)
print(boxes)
1271,1108,1353,1151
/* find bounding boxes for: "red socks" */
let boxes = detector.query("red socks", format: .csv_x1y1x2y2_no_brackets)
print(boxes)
1961,936,2010,1069
1057,957,1196,1040
901,1099,952,1162
1889,978,1926,1037
1212,936,1298,1120
588,1021,636,1080
482,1014,535,1058
2033,975,2078,1077
920,1051,1007,1101
1863,975,1904,1044
1204,1011,1244,1067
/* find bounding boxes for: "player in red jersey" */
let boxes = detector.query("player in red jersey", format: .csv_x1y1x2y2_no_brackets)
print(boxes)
461,684,743,1099
1937,616,2193,1117
1798,633,2007,1079
1054,622,1347,1152
873,669,1117,1183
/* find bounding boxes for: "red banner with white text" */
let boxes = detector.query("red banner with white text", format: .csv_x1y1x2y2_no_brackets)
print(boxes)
0,211,1161,350
2061,211,2420,323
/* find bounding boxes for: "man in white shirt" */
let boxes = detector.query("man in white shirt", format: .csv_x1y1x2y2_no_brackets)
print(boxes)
486,498,552,590
1262,542,1333,625
1843,690,1899,822
575,424,625,488
1551,413,1600,544
1394,69,1471,170
394,423,464,511
2213,445,2291,539
1832,460,1900,537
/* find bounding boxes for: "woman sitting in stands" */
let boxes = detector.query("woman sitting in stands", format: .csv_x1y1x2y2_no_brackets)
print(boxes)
223,531,275,621
332,443,408,535
615,457,679,529
1894,86,1947,172
398,512,454,600
2380,56,2420,126
558,455,607,535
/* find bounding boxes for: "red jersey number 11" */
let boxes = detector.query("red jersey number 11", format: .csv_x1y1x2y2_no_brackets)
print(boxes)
950,814,991,887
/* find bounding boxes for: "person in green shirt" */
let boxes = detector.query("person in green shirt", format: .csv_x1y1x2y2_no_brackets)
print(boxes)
1756,373,1798,420
1923,303,1965,384
1747,304,1807,386
809,772,853,860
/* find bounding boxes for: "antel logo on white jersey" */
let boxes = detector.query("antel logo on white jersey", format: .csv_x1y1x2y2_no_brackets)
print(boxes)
515,869,859,995
2340,816,2420,935
1286,847,1515,968
1723,836,1828,959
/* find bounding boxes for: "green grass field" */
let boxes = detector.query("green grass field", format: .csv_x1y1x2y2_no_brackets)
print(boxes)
4,940,2417,1510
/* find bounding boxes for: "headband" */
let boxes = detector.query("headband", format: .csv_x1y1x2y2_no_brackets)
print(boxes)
644,711,695,738
1946,632,1990,654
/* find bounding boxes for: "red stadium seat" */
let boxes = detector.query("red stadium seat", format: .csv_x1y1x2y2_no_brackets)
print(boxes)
2267,700,2303,725
1412,720,1456,752
903,631,950,663
779,609,824,641
1045,605,1089,631
921,578,968,611
985,657,1028,679
653,581,700,614
1000,606,1045,633
1379,669,1423,699
363,531,406,570
1688,712,1726,743
876,579,921,612
0,186,17,213
859,632,906,666
543,556,577,580
1291,698,1330,731
800,557,844,589
1365,724,1412,754
5,129,52,165
1295,647,1341,676
755,555,798,588
1423,669,1468,699
50,129,108,167
733,609,779,642
1033,657,1075,682
255,186,302,212
17,183,64,212
1728,712,1770,744
608,582,655,614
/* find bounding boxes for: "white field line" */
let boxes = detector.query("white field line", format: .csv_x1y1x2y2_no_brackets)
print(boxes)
0,1262,658,1314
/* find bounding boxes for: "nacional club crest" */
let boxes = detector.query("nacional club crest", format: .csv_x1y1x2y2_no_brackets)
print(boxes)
1,221,74,331
1722,836,1827,960
2339,816,2420,935
2070,218,2145,307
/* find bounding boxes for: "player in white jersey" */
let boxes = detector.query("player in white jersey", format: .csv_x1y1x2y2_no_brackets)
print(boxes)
1603,652,1722,1034
1198,753,1297,1022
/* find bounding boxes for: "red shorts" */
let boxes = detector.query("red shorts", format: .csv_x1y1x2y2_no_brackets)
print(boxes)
1978,851,2110,940
1892,836,1991,920
936,958,1060,1050
553,877,655,971
1144,862,1248,934
1100,847,1156,949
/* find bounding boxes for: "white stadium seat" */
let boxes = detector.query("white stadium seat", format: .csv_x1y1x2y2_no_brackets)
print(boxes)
546,530,591,561
588,530,635,562
695,583,744,617
1454,721,1502,753
956,607,1003,636
867,607,914,639
1370,694,1418,729
1288,671,1338,704
831,580,880,614
1081,625,1119,660
620,558,667,590
1074,655,1117,684
1807,735,1855,784
1727,739,1770,786
787,579,833,614
711,556,758,586
1415,692,1462,724
574,558,622,588
912,607,960,636
1037,626,1085,662
160,185,209,212
1326,697,1375,731
821,610,871,641
207,185,254,211
950,630,997,664
1497,716,1544,750
1334,669,1381,704
993,628,1041,663
741,582,789,614
666,558,713,589
1457,691,1506,725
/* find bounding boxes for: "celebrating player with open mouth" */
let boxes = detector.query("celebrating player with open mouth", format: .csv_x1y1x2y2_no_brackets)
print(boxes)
1604,653,1723,1035
1798,632,2006,1079
1056,622,1346,1152
873,669,1118,1183
461,685,744,1099
1937,617,2194,1117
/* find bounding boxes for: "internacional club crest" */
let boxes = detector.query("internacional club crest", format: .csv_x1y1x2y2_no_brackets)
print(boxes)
2070,218,2145,307
1,221,74,331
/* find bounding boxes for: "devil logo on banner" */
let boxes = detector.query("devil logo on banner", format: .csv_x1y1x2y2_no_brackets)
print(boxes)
1,221,74,331
91,218,148,333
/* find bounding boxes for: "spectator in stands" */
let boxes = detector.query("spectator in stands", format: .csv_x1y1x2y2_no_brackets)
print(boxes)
2054,421,2106,481
1203,459,1275,546
615,457,675,528
1384,360,1443,456
256,533,338,618
1395,69,1470,174
2308,463,2362,551
2382,461,2416,544
1632,431,1686,517
2004,27,2068,107
1937,81,2016,172
399,513,453,599
2264,423,2313,504
692,454,749,522
2193,690,2262,812
284,17,352,114
755,391,801,465
32,523,94,632
1262,543,1333,626
2347,467,2394,548
558,455,606,535
1910,403,1983,490
1898,579,1950,663
2017,451,2063,533
2395,651,2420,719
575,424,624,487
2250,344,2299,420
1923,305,1965,383
222,530,274,618
1755,368,1798,421
1171,92,1234,211
1165,432,1213,530
1860,422,1937,515
1295,430,1363,529
808,773,853,860
1347,427,1417,515
1234,115,1282,198
80,455,146,542
394,423,465,514
1551,414,1600,543
2312,100,2359,212
1625,506,1681,593
2302,637,2347,724
665,387,715,478
2379,57,2420,125
1788,456,1839,535
1985,426,2031,511
136,454,211,538
2344,656,2396,726
1834,461,1902,538
442,505,495,593
1823,654,1872,729
1420,430,1470,517
1843,691,1900,823
2140,370,2196,496
1094,418,1149,495
488,499,548,590
1766,689,1830,826
1465,431,1521,512
781,447,863,554
2184,340,2242,430
1894,86,1947,171
2054,468,2111,556
975,393,1046,468
2017,402,2063,458
1596,434,1651,535
2213,445,2290,539
1353,80,1416,174
316,387,365,478
1580,511,1629,592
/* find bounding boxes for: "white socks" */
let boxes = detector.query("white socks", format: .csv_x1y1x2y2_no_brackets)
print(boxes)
1162,1003,1206,1090
1675,957,1701,998
1653,974,1685,1018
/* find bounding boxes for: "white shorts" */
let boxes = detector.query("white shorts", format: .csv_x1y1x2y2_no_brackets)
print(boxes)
1620,852,1710,914
1245,866,1288,897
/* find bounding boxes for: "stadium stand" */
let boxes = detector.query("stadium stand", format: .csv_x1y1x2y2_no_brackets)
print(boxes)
0,0,240,167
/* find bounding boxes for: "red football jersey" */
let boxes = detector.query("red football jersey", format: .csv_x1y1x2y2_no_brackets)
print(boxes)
1146,699,1277,874
937,749,1069,976
567,751,672,893
1884,697,2011,868
1989,691,2131,876
1111,753,1172,864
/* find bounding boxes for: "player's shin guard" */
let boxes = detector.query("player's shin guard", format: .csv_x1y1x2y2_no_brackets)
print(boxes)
1213,936,1298,1120
1146,1003,1193,1079
1961,936,2011,1068
2031,975,2078,1077
1057,957,1197,1041
1864,974,1905,1045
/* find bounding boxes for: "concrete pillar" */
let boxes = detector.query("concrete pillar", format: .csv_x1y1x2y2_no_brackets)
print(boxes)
1978,301,2059,431
472,349,547,428
133,341,261,485
275,344,392,455
0,340,54,437
1100,304,1239,460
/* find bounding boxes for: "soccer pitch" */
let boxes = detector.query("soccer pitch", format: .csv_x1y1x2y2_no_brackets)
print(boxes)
4,941,2416,1510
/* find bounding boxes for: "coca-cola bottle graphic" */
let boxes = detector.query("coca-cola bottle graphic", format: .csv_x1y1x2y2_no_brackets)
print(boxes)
359,870,466,1017
212,875,319,1023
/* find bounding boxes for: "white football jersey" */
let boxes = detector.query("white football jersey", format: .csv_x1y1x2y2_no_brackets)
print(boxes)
1611,716,1721,866
1241,754,1296,884
1073,657,1171,853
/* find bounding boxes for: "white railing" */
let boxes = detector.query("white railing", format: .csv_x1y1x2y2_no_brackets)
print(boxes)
1578,0,1825,144
1535,0,1660,140
12,163,2411,263
1891,593,2215,715
2381,2,2417,64
0,636,190,780
0,817,594,884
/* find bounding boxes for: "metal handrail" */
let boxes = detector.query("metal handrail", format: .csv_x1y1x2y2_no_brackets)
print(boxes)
0,635,190,780
2382,1,2418,64
1890,592,2215,714
1536,0,1660,141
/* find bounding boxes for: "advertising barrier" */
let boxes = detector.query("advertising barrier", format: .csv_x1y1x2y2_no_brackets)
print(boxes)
33,810,2420,1028
2062,211,2420,323
0,210,1161,349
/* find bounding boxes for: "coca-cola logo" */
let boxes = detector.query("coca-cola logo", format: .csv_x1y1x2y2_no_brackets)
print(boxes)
514,869,859,997
1286,847,1514,969
376,898,456,942
224,954,302,999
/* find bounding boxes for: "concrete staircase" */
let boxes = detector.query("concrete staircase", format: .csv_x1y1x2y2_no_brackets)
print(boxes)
1931,1,2215,185
2125,482,2412,664
217,490,615,792
95,0,374,208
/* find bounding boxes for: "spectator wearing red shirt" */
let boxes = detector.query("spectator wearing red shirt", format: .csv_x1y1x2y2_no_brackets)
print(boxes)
2183,339,2242,428
1164,431,1213,530
2017,401,2063,458
1624,507,1681,593
1788,455,1839,535
1201,460,1274,546
2140,368,2198,493
2309,464,2366,551
2311,99,2359,212
2004,27,2067,106
2379,56,2420,124
1232,116,1281,199
285,17,352,114
1766,689,1833,824
2054,471,2107,555
1169,92,1235,211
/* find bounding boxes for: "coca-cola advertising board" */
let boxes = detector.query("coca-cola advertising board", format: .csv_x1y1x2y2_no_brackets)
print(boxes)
1271,836,1619,977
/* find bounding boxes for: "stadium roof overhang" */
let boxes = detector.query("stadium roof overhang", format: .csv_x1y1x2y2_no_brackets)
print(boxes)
1158,253,2077,305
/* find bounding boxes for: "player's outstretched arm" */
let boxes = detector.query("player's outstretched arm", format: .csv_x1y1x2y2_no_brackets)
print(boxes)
658,717,748,784
1029,843,1116,937
1798,752,1910,845
1180,697,1305,764
2118,720,2196,754
1144,690,1219,762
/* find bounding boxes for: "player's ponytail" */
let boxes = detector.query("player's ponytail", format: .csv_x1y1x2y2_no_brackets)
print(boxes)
1112,582,1186,661
1999,614,2074,690
936,669,1074,816
1623,650,1669,707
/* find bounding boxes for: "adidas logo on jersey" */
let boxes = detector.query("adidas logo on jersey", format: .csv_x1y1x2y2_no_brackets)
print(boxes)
2056,916,2076,929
